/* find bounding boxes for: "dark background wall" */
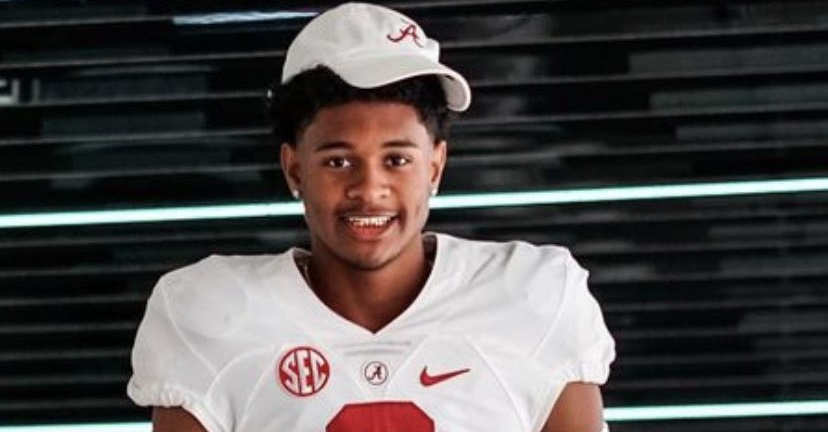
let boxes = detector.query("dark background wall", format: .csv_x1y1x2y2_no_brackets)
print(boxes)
2,1,828,430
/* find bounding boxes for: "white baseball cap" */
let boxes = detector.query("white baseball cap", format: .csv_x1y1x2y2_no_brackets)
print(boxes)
282,2,472,112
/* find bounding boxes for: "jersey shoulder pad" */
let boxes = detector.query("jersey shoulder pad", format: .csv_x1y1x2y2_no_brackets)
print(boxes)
157,254,278,338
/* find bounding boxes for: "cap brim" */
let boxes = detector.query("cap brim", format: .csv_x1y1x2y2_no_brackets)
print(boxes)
330,53,471,112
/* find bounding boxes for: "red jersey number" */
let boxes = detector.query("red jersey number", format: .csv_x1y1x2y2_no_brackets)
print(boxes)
327,401,434,432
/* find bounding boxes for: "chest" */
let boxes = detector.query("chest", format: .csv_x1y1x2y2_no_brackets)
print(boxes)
216,334,553,432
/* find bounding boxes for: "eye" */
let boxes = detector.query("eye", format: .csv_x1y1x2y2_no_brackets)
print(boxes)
324,156,352,169
386,154,412,167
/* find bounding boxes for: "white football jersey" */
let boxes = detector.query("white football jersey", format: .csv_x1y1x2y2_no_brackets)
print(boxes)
127,233,615,432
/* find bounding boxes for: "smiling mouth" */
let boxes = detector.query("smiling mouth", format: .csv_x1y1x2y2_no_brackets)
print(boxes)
344,215,396,228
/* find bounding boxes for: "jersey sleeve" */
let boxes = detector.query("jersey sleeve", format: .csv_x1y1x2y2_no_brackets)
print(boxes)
126,266,228,432
535,252,615,385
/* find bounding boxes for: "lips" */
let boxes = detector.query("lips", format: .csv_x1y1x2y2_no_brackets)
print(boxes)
345,215,395,227
341,214,397,240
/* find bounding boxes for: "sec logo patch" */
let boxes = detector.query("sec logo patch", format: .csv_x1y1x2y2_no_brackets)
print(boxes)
277,346,330,397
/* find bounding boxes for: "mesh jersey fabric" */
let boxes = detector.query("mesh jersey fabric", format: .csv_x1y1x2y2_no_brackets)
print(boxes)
127,233,615,432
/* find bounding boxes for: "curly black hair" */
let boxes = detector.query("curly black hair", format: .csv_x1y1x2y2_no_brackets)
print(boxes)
266,66,454,146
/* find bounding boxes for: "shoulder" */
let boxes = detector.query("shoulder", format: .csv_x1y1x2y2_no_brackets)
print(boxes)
159,253,281,287
438,232,575,267
437,233,581,285
435,234,614,381
435,233,584,316
130,253,290,426
151,252,289,338
156,253,283,301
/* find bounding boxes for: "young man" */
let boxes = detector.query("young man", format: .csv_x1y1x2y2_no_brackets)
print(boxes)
128,3,615,432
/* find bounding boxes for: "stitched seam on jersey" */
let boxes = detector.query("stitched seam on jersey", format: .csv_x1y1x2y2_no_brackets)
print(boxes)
530,249,574,359
133,382,226,432
468,338,529,431
253,252,380,399
226,346,281,430
386,232,453,334
424,235,469,332
383,335,430,399
171,387,227,432
531,251,612,383
530,372,568,432
185,399,228,432
160,274,228,431
161,277,219,377
201,256,264,431
525,249,574,431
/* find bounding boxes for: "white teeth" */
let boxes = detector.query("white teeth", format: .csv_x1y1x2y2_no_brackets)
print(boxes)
346,216,393,227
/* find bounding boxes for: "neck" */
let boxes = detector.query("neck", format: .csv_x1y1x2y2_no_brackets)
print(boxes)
303,236,433,333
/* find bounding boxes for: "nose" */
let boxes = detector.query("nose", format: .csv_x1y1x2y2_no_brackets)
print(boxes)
345,163,390,202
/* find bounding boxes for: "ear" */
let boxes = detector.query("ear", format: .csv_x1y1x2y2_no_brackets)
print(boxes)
280,143,302,194
430,140,448,192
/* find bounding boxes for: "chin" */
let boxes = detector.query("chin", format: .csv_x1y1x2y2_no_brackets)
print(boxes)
340,247,400,271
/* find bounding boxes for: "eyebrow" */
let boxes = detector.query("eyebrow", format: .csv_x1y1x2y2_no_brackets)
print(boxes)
313,141,350,152
313,139,420,152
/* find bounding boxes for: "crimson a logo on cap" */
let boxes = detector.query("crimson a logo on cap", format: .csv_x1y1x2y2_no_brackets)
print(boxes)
386,21,425,48
277,346,330,397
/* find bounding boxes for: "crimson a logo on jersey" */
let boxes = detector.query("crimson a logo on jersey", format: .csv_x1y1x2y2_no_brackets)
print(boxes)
277,346,330,397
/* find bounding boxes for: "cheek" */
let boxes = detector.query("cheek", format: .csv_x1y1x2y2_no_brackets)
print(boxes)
407,166,431,198
302,166,343,198
301,181,339,223
406,172,433,218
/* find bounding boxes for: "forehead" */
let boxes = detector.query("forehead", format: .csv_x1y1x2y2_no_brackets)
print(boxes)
298,101,431,149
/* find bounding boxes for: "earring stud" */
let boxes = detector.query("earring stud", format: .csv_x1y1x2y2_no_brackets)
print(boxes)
291,190,301,200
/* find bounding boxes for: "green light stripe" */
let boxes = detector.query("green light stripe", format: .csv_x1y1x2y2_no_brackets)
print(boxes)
0,202,304,229
605,400,828,421
1,400,827,431
1,177,827,229
0,424,147,432
433,177,828,209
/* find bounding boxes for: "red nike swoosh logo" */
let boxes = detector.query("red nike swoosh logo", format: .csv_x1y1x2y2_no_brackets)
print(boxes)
419,366,470,387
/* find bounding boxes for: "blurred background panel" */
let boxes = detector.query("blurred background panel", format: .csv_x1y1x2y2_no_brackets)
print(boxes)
1,0,828,430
